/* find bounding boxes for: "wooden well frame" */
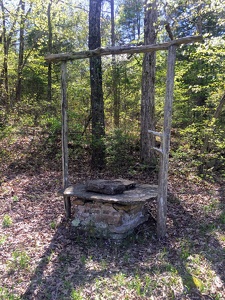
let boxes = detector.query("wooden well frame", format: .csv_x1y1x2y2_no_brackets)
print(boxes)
45,35,202,238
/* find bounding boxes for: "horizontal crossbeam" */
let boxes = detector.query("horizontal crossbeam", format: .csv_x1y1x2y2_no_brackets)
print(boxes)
45,35,203,62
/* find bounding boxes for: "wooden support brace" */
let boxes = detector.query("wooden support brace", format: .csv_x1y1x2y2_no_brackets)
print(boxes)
157,45,177,239
61,61,71,218
152,147,163,155
148,130,163,138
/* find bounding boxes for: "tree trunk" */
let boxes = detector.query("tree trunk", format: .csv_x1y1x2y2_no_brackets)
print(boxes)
47,0,53,103
15,0,25,103
111,0,120,128
140,0,157,166
0,0,21,109
0,0,9,107
89,0,105,169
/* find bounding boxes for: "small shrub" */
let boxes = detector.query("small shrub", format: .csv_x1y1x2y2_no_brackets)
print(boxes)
71,289,83,300
0,287,20,300
50,221,56,230
12,195,19,202
0,235,7,245
219,212,225,224
2,215,13,228
105,129,138,173
9,250,30,270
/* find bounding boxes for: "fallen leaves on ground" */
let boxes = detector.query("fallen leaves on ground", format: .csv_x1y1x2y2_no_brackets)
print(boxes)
0,130,225,299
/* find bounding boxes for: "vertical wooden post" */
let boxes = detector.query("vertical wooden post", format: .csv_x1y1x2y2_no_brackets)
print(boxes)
157,45,177,238
61,61,71,218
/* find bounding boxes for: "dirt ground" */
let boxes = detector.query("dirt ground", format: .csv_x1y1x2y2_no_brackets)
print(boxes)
0,132,225,299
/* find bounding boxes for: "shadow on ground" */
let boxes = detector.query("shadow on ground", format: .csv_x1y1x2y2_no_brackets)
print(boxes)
21,182,225,299
1,131,224,299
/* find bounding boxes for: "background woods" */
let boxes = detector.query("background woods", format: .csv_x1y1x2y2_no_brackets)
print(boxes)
1,1,225,299
0,0,225,175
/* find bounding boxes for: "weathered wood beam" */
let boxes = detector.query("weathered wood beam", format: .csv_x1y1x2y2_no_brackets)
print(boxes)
61,61,71,218
45,35,203,62
148,130,163,138
61,61,68,189
157,44,177,239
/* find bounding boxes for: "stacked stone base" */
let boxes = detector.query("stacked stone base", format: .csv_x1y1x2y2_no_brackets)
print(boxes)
65,182,158,239
72,200,149,239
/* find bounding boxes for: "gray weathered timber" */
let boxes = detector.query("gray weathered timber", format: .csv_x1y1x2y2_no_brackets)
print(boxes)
61,62,71,218
61,61,68,189
157,45,177,238
45,35,203,62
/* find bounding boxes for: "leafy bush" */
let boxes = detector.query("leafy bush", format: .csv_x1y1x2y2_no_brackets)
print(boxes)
9,250,30,270
2,215,13,228
0,287,20,300
105,129,138,173
175,120,225,177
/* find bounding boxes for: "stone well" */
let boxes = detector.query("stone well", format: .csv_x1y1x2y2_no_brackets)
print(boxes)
63,179,158,239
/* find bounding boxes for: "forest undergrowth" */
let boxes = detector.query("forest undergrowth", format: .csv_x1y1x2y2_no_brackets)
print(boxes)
0,128,225,300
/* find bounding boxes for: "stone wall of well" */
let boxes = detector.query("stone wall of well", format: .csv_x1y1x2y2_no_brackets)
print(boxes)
72,199,149,239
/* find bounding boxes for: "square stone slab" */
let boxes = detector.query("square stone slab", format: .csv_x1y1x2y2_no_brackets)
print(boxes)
85,179,136,195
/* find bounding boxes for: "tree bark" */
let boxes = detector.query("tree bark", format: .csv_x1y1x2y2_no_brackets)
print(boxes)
1,0,22,108
15,0,25,103
140,0,157,165
111,0,120,128
89,0,105,169
0,0,9,107
47,0,53,103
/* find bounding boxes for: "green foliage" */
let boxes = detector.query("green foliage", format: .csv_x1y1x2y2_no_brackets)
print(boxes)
0,235,7,245
46,116,61,135
50,221,57,230
9,250,30,270
103,55,142,131
105,129,138,173
2,215,13,228
0,287,20,300
117,0,144,43
0,124,13,140
128,274,143,296
12,195,19,203
173,39,225,177
176,119,225,176
1,0,225,177
219,212,225,224
71,289,83,300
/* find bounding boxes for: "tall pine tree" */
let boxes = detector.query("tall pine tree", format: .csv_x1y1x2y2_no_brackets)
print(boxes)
89,0,105,169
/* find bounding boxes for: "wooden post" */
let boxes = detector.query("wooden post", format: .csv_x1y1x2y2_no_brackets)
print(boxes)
61,61,71,218
157,45,177,238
